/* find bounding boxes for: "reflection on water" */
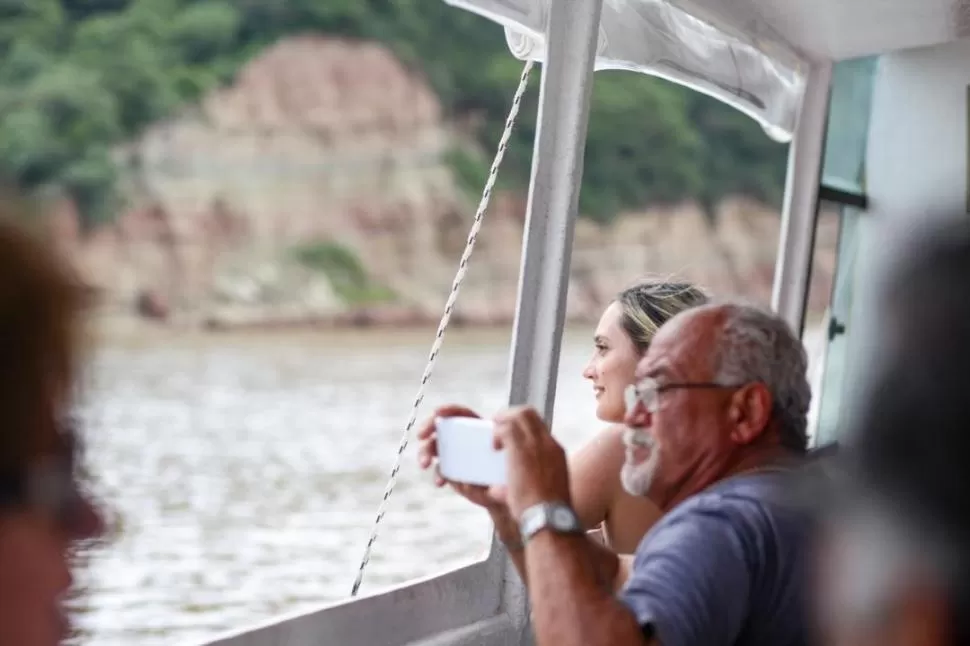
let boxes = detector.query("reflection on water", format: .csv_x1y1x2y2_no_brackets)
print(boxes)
68,325,823,645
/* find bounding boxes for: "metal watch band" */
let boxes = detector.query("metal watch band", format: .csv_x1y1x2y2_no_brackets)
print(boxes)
518,501,583,544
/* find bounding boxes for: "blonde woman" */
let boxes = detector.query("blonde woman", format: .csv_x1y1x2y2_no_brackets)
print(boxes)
569,280,708,552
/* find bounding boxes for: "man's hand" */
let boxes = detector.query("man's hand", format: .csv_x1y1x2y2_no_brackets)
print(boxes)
492,406,571,519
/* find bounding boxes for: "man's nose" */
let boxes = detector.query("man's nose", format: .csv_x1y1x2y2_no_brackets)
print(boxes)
623,400,651,428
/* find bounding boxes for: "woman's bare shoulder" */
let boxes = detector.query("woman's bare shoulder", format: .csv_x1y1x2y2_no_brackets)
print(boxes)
569,424,629,529
570,424,627,471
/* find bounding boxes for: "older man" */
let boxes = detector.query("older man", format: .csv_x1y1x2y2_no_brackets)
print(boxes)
419,302,813,646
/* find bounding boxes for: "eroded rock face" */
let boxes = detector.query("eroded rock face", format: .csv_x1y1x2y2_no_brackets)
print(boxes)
54,35,836,328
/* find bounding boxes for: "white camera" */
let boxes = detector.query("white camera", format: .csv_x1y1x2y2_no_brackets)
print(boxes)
434,416,507,486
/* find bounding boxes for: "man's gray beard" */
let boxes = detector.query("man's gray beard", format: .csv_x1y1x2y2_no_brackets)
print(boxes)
621,428,660,496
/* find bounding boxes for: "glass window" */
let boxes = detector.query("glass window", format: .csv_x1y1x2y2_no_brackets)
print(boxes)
810,56,879,445
821,56,878,194
813,206,862,445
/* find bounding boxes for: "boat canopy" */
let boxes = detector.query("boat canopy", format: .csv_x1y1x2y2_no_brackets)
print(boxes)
445,0,966,141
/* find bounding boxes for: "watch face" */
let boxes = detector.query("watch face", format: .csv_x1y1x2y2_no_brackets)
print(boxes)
552,506,574,529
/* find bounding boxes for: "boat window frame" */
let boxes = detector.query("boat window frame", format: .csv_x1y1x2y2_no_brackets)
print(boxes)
807,56,878,447
819,184,867,209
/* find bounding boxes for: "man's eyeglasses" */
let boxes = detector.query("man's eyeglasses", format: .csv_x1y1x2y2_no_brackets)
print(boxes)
624,377,742,414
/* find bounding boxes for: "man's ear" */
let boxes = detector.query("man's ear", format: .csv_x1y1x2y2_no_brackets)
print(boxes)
727,383,773,445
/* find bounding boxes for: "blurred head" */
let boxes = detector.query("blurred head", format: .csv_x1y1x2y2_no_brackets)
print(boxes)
0,216,104,646
818,215,970,646
620,303,810,508
583,280,707,422
818,495,959,646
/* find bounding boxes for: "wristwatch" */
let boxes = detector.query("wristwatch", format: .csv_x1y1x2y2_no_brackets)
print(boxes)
518,501,583,544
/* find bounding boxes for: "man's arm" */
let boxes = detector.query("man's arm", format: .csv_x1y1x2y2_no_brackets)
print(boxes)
524,531,652,646
525,504,755,646
492,508,630,592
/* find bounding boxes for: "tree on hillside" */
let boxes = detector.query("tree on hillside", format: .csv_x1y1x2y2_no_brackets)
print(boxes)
0,0,787,228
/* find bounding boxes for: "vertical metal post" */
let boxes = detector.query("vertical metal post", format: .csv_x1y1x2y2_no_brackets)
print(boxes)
505,0,604,425
771,62,833,337
494,5,604,642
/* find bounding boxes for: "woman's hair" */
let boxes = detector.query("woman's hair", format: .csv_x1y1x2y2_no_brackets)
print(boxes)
615,279,709,353
0,213,85,474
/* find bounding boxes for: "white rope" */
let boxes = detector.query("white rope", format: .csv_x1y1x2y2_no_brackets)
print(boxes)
350,60,535,596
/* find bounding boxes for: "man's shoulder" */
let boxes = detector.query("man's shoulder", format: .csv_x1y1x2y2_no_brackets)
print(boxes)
689,470,808,513
621,473,813,646
636,472,810,559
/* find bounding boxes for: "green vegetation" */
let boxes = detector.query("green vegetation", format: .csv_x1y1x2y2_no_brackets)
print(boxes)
291,240,395,304
444,145,492,202
0,0,789,228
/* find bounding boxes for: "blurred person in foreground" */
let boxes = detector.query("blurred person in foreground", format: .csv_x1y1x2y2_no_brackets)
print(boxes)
419,301,814,646
0,214,105,646
818,215,970,646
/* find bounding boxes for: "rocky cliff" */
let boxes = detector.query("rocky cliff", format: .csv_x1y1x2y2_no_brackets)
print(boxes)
50,35,837,329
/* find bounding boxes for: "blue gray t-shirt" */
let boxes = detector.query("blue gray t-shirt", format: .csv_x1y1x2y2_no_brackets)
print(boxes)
618,472,811,646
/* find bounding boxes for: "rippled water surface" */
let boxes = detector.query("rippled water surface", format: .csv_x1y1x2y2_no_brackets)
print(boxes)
69,325,823,645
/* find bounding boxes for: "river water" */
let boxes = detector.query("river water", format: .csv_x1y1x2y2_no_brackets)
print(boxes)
67,325,824,645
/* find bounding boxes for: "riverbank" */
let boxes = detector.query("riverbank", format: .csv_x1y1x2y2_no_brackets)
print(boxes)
88,306,828,343
85,307,528,347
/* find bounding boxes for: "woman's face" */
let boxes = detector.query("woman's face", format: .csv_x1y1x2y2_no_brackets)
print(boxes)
583,301,642,423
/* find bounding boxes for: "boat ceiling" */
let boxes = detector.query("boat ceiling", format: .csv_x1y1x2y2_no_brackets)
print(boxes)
674,0,970,61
